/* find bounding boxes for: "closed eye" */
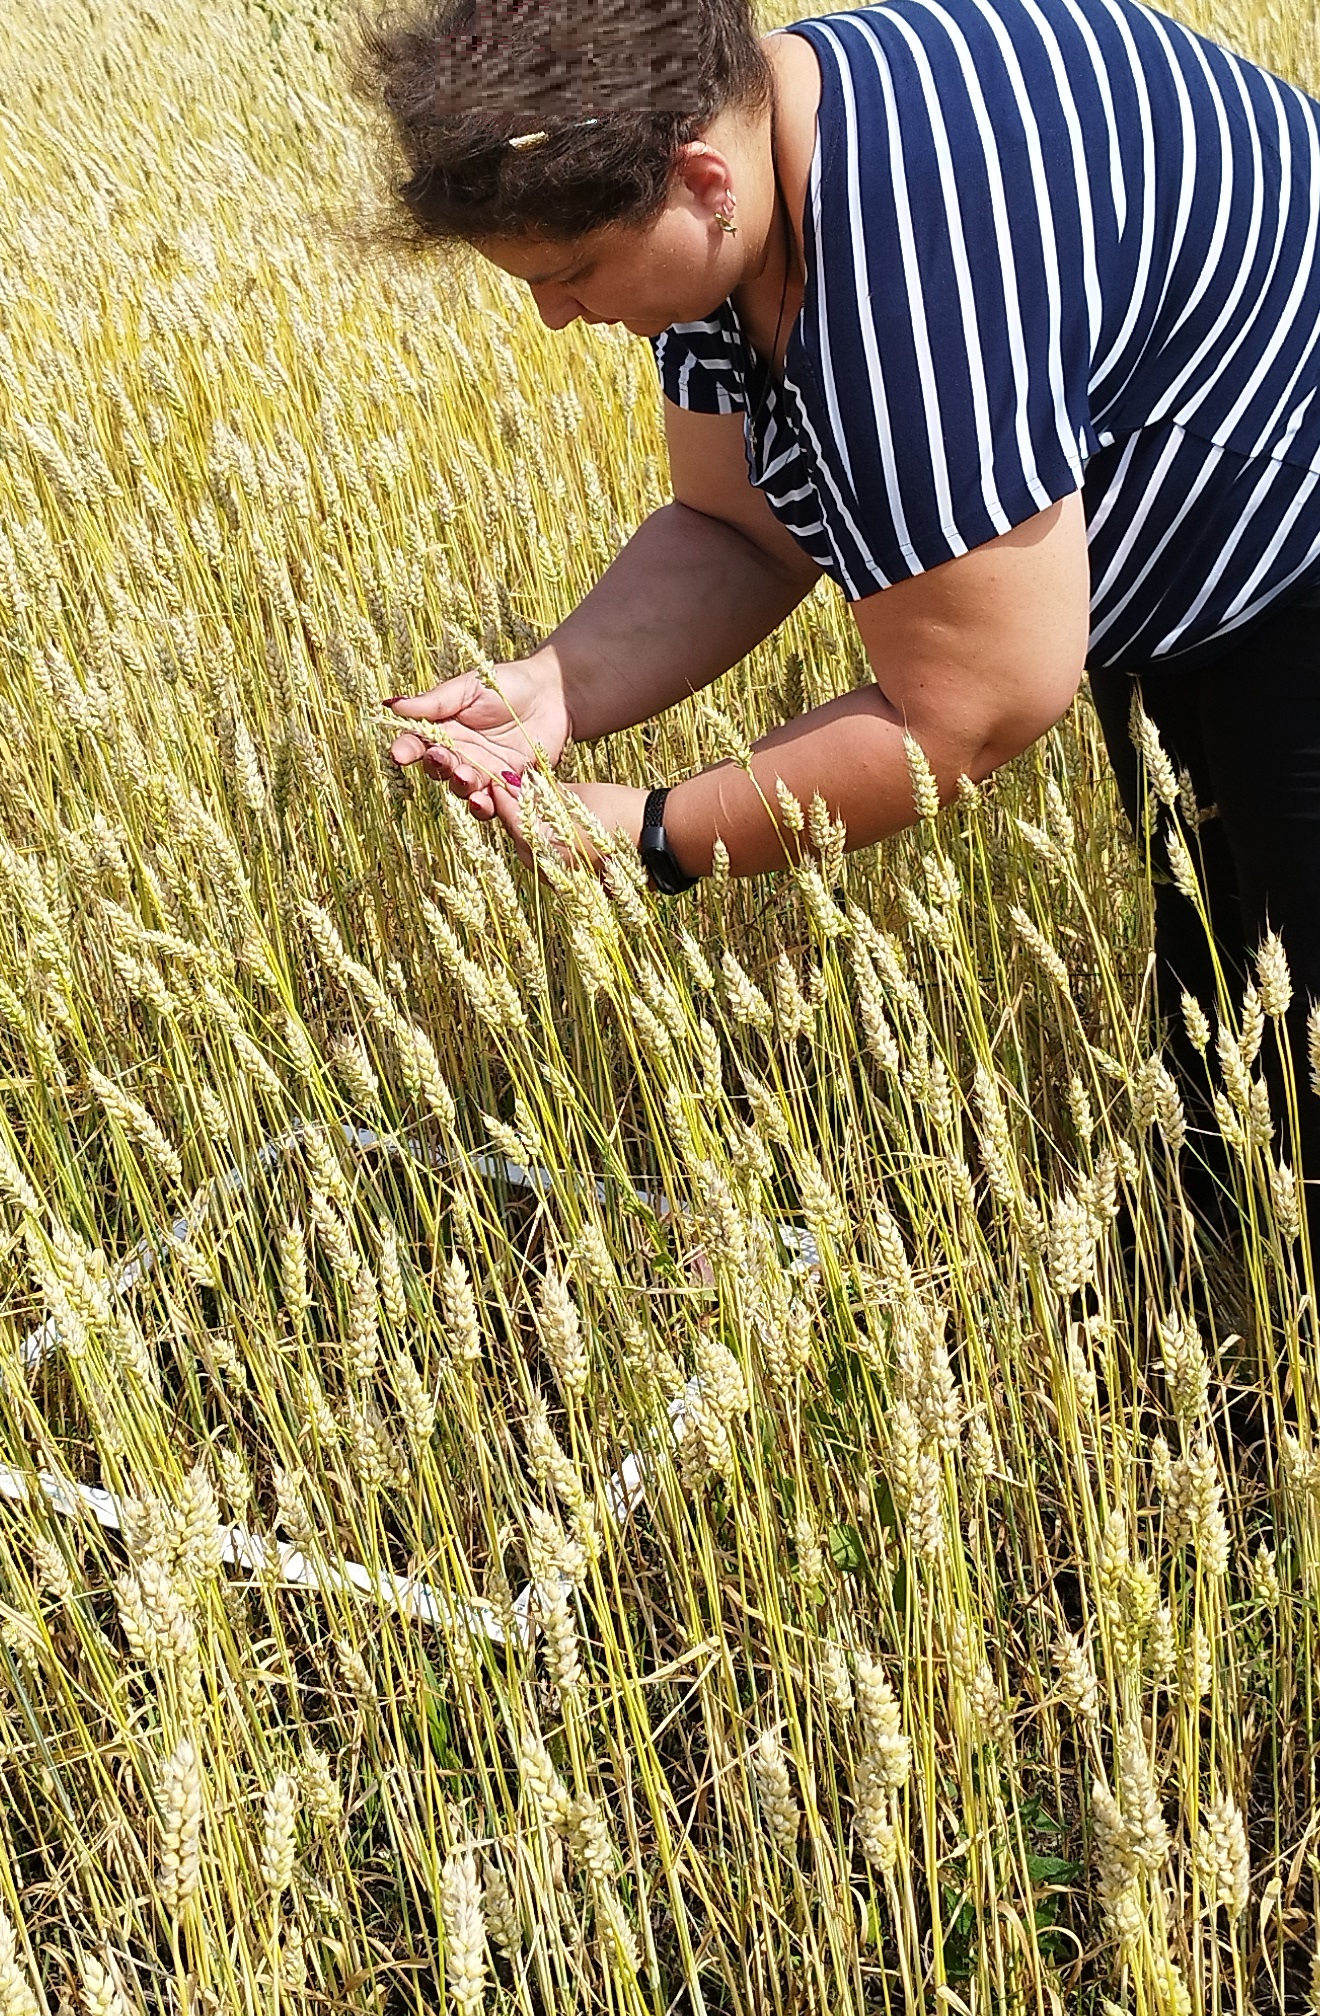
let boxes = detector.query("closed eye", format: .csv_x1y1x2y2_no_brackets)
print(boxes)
527,263,580,288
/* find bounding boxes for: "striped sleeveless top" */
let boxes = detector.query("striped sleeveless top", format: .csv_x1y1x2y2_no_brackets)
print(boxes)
648,0,1320,671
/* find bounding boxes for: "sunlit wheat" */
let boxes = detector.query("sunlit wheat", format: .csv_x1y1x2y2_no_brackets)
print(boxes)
0,0,1316,2006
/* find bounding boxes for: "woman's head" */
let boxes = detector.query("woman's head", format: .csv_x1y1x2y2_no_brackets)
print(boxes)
357,0,774,334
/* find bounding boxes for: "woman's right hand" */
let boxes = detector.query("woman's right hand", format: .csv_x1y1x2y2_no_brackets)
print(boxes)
386,653,572,819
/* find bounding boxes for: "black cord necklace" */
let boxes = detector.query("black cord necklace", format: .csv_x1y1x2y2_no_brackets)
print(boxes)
745,95,793,456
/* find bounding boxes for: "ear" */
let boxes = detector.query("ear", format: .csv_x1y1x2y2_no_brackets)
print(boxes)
671,140,734,220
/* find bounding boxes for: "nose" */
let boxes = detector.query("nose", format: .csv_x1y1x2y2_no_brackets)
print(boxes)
528,283,583,331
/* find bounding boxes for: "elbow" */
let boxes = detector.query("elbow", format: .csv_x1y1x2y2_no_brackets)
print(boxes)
859,637,1087,790
959,664,1086,783
970,711,1072,781
752,539,823,604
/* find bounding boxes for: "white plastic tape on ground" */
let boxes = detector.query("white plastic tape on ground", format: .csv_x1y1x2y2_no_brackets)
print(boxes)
8,1119,816,1650
0,1455,513,1640
0,1389,701,1652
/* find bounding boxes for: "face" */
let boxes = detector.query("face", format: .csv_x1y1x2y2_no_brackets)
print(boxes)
475,142,749,338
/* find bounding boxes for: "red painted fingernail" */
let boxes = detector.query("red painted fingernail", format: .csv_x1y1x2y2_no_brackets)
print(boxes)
502,770,522,790
382,695,403,707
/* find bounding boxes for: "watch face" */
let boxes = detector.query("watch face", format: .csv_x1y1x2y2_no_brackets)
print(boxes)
647,848,695,896
638,838,670,891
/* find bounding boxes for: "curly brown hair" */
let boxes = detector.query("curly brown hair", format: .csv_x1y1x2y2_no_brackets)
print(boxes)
355,0,772,245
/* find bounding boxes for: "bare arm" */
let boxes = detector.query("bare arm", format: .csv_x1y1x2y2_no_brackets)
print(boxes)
662,492,1092,877
386,404,821,804
545,404,821,740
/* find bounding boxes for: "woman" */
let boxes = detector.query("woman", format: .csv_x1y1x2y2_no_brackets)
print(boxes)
371,0,1320,1193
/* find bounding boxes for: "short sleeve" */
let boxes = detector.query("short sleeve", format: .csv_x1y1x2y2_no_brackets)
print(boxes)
790,8,1097,597
649,308,750,416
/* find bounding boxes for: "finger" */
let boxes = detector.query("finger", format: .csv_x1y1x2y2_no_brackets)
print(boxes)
422,746,480,795
389,730,435,767
400,728,499,781
444,762,489,798
488,779,526,846
384,671,487,723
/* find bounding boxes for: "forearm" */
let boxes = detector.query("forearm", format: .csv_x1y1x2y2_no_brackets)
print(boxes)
585,498,1086,882
537,502,817,743
662,684,979,879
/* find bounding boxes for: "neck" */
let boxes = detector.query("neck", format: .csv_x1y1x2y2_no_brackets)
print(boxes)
745,27,821,304
753,93,791,292
735,90,798,320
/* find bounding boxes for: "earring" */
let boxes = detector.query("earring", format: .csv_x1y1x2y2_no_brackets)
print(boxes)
715,197,738,235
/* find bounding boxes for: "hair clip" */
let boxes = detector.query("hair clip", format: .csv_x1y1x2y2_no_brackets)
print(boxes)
506,116,601,150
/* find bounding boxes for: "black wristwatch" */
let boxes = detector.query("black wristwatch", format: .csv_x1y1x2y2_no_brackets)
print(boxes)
639,787,701,896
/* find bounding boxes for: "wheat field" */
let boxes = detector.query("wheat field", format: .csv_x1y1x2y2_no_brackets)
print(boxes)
0,0,1319,2009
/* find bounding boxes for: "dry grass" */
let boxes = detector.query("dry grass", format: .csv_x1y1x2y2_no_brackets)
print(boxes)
0,0,1318,2010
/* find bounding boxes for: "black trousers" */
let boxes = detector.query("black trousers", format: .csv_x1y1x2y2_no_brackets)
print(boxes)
1089,591,1320,1222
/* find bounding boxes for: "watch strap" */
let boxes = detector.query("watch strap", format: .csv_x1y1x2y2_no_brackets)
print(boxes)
639,786,701,895
641,787,670,840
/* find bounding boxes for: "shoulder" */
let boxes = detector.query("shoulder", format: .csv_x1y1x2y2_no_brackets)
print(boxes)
760,21,824,91
786,0,1112,212
775,0,1099,84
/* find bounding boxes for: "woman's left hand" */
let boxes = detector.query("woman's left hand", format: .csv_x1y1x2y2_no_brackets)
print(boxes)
474,773,650,879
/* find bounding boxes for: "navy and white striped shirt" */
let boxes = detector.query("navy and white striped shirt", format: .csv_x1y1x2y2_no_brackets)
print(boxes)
649,0,1320,670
